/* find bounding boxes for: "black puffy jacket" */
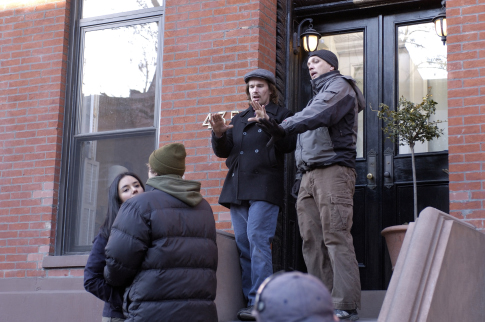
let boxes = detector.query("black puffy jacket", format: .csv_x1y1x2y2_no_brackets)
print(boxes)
104,176,218,322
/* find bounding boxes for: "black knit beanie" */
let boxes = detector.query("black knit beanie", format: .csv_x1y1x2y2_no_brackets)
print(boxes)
149,143,186,176
309,49,339,70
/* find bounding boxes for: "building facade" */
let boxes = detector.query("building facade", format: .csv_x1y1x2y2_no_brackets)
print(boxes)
0,0,484,319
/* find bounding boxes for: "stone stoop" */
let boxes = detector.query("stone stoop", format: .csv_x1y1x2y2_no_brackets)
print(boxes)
221,290,385,322
378,207,485,321
215,230,386,322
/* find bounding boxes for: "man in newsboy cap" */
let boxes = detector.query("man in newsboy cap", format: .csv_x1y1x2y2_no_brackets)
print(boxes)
104,143,218,322
209,69,296,321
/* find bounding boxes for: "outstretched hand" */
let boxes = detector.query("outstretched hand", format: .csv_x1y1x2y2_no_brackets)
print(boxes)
209,113,233,138
258,118,286,147
248,101,269,123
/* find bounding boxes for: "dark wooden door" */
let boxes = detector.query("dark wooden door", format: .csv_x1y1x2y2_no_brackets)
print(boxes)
280,8,449,290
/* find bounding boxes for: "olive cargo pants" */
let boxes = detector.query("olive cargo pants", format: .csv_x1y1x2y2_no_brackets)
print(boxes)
297,165,361,310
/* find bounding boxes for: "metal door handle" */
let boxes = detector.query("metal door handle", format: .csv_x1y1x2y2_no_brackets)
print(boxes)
384,147,393,188
367,149,377,190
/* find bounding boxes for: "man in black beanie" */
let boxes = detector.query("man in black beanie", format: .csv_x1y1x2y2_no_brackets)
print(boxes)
104,143,218,322
209,69,296,321
252,50,364,321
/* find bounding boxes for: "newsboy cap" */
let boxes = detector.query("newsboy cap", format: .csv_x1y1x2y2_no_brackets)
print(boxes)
243,69,276,86
148,143,186,176
309,49,339,70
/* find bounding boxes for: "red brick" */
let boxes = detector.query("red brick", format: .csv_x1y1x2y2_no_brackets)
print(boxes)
450,201,482,210
26,270,46,277
5,270,26,278
70,269,85,277
464,209,485,219
450,182,482,191
465,172,485,180
464,114,485,125
465,152,485,162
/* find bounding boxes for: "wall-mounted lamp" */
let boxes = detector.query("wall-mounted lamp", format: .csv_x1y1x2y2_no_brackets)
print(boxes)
432,0,447,45
293,18,321,54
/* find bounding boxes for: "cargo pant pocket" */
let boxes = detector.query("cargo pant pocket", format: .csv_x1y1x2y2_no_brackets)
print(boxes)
330,195,353,232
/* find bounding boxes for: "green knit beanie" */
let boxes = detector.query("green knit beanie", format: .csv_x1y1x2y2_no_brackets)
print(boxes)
149,143,186,176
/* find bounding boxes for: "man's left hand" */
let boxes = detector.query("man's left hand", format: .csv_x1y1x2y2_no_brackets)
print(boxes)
258,118,286,147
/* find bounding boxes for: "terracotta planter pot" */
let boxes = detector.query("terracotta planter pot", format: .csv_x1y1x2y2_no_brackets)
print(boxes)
381,225,409,270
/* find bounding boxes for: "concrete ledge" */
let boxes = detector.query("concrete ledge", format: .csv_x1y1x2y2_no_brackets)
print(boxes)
0,277,104,321
42,254,89,268
378,207,484,322
215,230,246,322
1,230,245,322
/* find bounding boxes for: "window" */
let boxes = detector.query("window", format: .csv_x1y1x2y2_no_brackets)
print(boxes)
58,2,164,253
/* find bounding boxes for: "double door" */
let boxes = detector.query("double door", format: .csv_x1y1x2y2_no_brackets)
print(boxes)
283,8,449,290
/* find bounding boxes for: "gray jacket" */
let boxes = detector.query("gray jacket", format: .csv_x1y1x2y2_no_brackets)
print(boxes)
281,70,365,173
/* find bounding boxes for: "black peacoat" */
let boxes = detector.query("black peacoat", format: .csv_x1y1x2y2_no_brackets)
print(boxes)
212,102,296,209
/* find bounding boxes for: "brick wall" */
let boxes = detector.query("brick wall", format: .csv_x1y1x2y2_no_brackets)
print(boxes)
447,0,485,230
2,0,481,280
160,0,278,231
0,0,71,278
0,0,278,278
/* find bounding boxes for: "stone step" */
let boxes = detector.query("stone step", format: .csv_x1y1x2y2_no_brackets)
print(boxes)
224,290,385,322
359,290,385,319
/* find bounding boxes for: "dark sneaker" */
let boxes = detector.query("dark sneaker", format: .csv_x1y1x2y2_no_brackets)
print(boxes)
335,309,359,321
237,306,256,321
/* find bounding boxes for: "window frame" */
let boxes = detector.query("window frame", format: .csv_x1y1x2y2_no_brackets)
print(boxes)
57,1,165,255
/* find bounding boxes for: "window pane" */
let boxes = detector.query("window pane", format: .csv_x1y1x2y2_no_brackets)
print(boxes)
398,23,448,154
69,134,155,251
82,0,162,18
79,22,158,134
317,32,365,158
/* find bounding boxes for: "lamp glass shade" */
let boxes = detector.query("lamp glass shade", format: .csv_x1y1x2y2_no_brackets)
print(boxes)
302,34,319,52
433,16,447,37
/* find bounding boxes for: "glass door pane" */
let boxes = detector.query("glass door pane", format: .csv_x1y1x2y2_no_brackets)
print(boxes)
398,22,448,153
317,32,365,158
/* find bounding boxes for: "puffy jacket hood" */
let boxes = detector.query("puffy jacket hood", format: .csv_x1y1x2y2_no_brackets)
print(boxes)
146,174,203,207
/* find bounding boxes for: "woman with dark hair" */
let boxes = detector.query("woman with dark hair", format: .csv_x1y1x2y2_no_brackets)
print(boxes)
84,172,145,322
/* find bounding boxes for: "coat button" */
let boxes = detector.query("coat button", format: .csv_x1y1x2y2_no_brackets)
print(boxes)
258,129,262,133
243,132,247,135
232,173,235,177
240,151,244,154
255,149,259,153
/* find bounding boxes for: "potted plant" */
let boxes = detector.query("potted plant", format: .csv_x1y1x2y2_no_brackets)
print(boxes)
373,94,444,269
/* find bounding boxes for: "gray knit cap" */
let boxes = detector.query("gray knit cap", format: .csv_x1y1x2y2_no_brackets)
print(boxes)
309,49,339,70
243,69,276,85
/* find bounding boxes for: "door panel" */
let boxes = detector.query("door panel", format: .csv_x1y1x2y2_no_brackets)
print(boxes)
286,8,448,290
296,17,382,290
382,12,449,280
